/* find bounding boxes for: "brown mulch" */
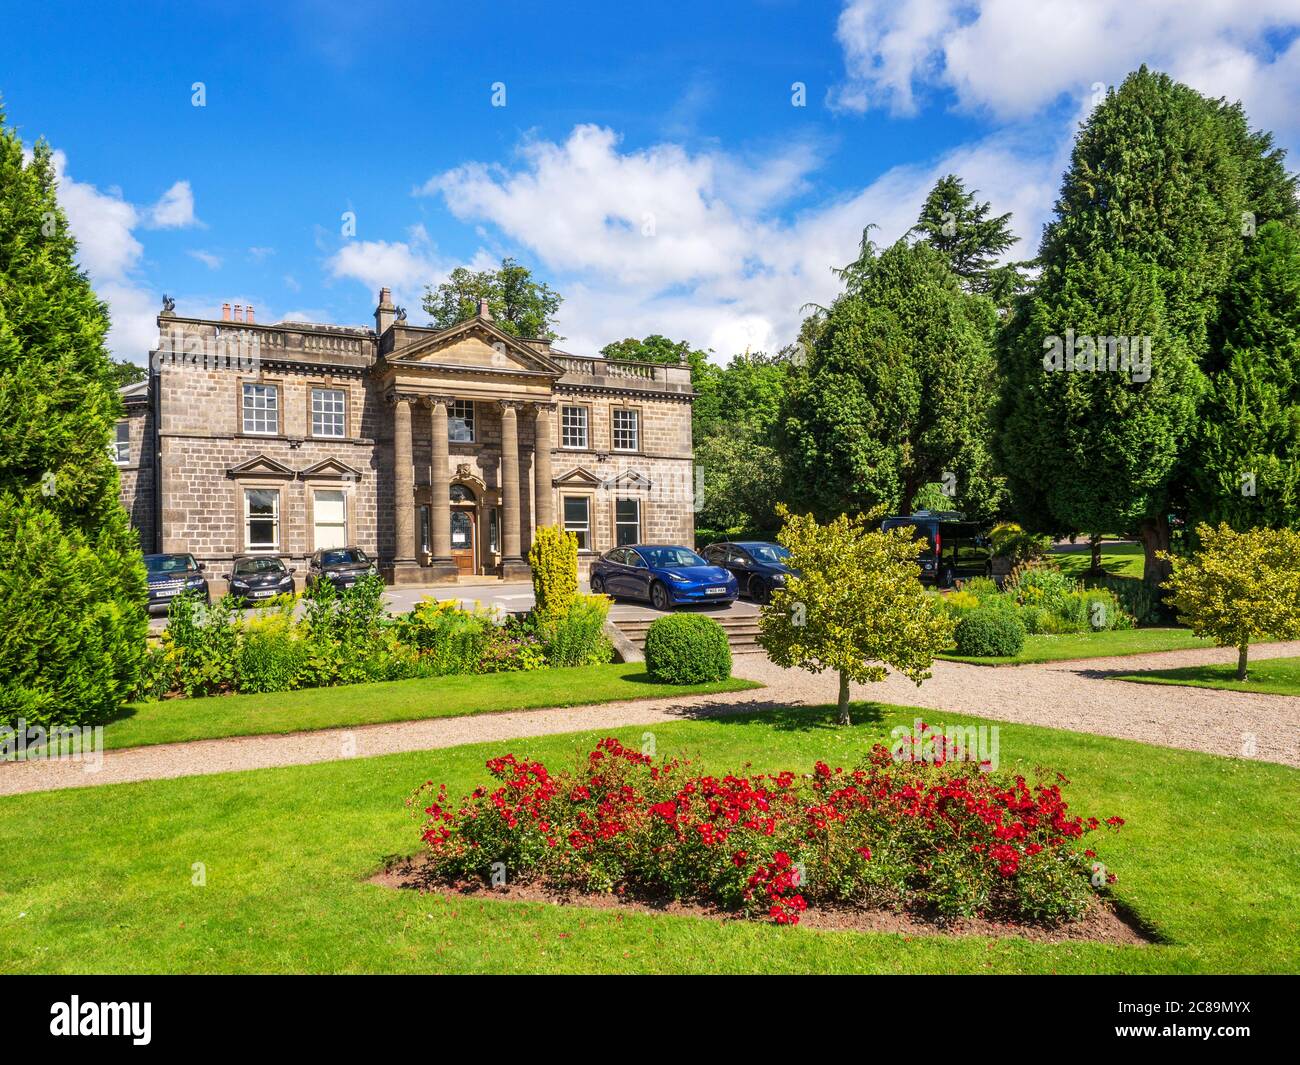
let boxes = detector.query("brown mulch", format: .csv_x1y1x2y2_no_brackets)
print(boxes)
370,855,1154,947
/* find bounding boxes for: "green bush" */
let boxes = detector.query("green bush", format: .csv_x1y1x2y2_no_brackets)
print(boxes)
539,594,613,667
989,522,1052,563
528,525,578,619
954,606,1026,657
644,614,732,684
1086,574,1163,626
397,598,492,676
301,575,389,685
0,500,149,730
1005,562,1077,615
959,576,1001,601
236,600,308,693
165,592,240,697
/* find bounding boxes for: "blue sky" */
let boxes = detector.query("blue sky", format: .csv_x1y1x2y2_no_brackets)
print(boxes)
2,0,1298,363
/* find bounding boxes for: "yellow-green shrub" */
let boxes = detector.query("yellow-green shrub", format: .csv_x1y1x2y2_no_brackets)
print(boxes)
528,525,578,619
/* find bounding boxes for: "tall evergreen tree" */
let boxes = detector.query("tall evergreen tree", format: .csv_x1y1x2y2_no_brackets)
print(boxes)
782,235,1001,519
914,174,1027,302
1189,221,1300,529
995,67,1297,585
0,107,147,729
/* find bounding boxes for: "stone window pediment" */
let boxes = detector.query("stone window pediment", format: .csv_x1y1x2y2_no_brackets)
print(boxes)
227,454,295,479
298,457,364,482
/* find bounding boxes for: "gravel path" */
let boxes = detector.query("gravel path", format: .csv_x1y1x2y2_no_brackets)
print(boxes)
3,641,1298,797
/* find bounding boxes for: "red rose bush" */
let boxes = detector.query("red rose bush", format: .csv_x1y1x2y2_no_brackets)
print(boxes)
408,731,1123,926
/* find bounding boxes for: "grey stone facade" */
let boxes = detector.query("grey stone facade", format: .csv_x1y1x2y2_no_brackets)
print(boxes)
116,291,695,589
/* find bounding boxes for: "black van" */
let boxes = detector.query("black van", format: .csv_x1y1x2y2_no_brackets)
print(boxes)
880,511,991,588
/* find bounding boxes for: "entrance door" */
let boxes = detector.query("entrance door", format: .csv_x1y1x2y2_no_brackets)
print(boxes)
450,508,476,577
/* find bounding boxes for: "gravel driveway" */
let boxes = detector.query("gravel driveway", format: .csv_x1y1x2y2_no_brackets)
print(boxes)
3,641,1298,797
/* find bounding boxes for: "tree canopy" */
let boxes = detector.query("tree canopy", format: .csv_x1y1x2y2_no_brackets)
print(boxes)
423,257,563,340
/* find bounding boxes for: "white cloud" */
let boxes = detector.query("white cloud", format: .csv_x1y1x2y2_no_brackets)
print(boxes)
326,224,449,314
833,0,1300,136
248,246,275,261
145,180,199,229
188,249,223,270
413,123,1061,359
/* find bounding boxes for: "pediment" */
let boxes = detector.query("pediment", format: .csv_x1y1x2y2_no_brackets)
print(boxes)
298,457,364,482
387,318,564,376
607,468,653,491
227,454,295,479
553,465,603,487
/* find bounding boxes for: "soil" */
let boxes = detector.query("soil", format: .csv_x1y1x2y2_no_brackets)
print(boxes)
370,855,1155,947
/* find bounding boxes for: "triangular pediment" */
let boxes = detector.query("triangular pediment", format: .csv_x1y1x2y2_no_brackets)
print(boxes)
553,465,603,487
387,318,564,376
607,468,653,491
227,454,296,479
298,457,364,482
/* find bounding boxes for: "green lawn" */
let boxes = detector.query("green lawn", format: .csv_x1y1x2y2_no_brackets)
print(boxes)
1114,654,1300,697
939,627,1212,665
1050,541,1145,579
85,665,761,751
1,703,1295,973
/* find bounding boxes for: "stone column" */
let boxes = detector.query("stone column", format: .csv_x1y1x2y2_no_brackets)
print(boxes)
388,393,420,583
533,402,555,530
498,400,529,578
426,397,459,583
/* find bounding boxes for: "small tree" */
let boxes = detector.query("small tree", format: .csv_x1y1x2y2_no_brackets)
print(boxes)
1161,523,1300,680
528,525,578,619
758,505,955,724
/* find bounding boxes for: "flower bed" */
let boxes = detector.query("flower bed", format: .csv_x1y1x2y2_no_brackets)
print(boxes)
408,730,1125,927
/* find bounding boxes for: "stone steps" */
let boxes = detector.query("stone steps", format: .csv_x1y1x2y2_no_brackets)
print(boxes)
613,613,766,655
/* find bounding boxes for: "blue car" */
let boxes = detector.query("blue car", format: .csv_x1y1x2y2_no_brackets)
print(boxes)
588,544,738,611
702,541,796,604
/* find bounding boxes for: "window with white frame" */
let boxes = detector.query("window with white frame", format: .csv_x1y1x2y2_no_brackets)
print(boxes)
448,400,475,442
242,383,279,435
561,405,588,449
111,421,130,464
563,495,591,550
311,388,346,438
615,498,641,546
244,488,280,551
313,489,347,550
612,408,640,451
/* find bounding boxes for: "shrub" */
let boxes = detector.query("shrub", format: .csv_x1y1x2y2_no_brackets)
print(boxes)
480,620,548,673
164,592,240,697
411,736,1124,926
1087,574,1163,626
235,598,309,693
989,522,1052,563
302,575,389,685
959,576,1001,601
645,614,731,684
528,525,578,619
397,599,492,676
1005,561,1077,615
942,589,981,615
954,605,1026,658
132,642,174,703
538,594,613,667
0,500,149,730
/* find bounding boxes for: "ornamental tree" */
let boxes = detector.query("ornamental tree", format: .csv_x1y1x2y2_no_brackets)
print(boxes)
422,257,563,340
0,106,148,728
758,505,955,725
528,524,578,619
1161,524,1300,680
781,235,1001,520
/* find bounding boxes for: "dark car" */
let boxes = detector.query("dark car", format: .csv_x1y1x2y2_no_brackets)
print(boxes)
588,544,738,611
224,554,296,606
702,541,795,603
307,546,377,591
881,511,991,588
143,552,209,614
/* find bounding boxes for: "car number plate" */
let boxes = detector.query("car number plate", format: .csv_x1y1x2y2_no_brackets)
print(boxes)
706,586,726,595
252,589,273,598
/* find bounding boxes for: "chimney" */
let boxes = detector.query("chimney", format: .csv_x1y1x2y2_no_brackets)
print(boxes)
245,304,255,324
375,287,396,334
221,303,232,321
476,297,492,321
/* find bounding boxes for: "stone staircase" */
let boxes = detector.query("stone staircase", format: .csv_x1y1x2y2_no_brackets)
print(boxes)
614,612,765,656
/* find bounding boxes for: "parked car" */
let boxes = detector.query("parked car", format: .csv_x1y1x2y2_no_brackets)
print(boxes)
702,540,795,603
142,552,209,614
224,554,296,606
589,544,738,611
306,546,378,591
880,511,991,588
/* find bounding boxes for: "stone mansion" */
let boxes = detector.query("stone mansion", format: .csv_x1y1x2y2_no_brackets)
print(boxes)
116,290,696,586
